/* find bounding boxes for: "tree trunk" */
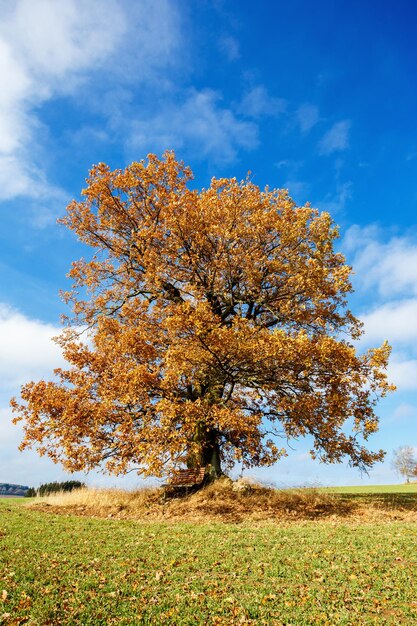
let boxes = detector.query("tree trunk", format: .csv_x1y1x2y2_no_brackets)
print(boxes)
201,431,222,481
187,424,222,480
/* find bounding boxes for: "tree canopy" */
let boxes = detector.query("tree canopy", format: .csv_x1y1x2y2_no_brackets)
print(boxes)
11,152,393,478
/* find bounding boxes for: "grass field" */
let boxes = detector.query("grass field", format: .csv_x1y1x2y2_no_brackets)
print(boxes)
1,486,417,625
323,483,417,494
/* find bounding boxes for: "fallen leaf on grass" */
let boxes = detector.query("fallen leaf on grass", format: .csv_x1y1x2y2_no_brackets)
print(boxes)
1,591,6,602
262,594,277,603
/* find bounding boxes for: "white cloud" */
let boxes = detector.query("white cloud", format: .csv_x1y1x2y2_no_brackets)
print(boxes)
344,226,417,391
129,89,258,164
0,407,23,450
359,300,417,391
343,223,380,253
360,299,417,346
0,0,126,203
0,303,64,390
0,407,89,487
0,155,34,199
387,356,417,391
238,85,286,118
296,103,319,133
0,303,92,486
6,0,125,83
0,152,70,207
0,303,69,485
318,120,350,155
344,226,417,298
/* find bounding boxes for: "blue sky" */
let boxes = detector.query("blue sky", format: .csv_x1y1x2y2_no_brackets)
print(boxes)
1,0,417,489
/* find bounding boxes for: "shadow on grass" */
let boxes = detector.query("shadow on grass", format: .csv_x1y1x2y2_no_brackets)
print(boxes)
335,492,417,511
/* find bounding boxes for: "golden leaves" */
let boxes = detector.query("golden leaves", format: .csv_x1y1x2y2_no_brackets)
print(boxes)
11,152,394,477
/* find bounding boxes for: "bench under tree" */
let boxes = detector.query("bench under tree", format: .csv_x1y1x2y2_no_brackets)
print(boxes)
162,467,207,497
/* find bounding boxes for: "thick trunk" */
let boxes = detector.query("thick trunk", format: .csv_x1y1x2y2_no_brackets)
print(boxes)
201,434,222,480
187,424,222,480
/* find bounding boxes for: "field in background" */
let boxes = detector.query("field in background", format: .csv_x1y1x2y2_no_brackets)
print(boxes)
323,483,417,494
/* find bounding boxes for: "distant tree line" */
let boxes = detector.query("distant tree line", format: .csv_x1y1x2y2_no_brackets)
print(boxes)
0,483,29,496
24,480,85,497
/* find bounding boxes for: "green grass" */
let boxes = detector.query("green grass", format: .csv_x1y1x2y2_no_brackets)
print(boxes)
322,483,417,494
320,483,417,513
1,497,417,625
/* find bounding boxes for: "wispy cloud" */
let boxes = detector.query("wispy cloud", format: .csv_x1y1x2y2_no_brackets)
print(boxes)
318,120,350,155
283,179,310,203
0,0,184,213
318,181,352,214
296,103,319,133
218,35,240,61
128,89,258,164
0,3,286,205
238,86,286,119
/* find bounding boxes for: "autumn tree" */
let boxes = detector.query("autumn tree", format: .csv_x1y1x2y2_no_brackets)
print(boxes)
12,152,393,480
392,446,417,483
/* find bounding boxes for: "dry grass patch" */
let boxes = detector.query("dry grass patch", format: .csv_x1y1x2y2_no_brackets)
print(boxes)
28,477,417,524
29,478,354,523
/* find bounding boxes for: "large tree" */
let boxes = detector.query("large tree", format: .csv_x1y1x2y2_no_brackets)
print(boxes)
12,152,393,479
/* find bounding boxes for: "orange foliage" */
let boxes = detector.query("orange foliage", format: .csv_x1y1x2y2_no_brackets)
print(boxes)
11,152,394,478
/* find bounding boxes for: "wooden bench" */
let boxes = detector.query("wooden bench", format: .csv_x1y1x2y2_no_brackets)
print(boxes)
162,467,207,497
